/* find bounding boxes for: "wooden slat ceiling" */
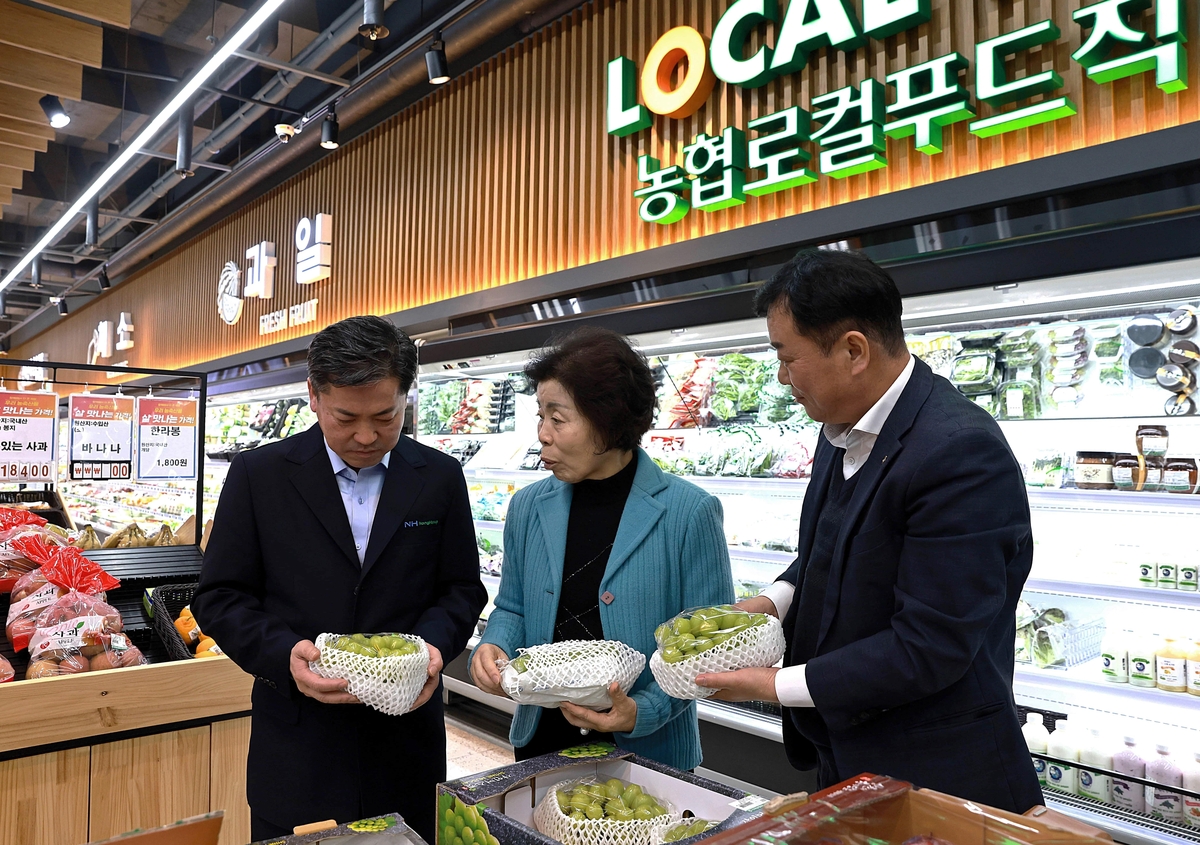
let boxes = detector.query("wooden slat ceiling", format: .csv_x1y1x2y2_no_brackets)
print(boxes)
0,0,122,217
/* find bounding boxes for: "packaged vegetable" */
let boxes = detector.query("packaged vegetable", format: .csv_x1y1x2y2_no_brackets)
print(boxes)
0,509,68,585
5,536,75,649
499,639,645,709
309,632,430,715
25,548,144,676
534,776,678,845
659,819,717,843
649,605,785,700
0,654,12,683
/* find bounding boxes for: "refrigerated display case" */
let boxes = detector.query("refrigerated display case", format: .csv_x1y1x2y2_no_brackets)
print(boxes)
418,256,1200,845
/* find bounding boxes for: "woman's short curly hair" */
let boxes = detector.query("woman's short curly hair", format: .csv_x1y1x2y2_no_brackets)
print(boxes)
524,326,656,453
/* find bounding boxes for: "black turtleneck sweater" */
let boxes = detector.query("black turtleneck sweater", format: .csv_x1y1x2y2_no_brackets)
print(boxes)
552,452,638,642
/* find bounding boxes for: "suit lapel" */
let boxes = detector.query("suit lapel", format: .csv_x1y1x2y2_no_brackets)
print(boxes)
602,453,668,586
533,482,571,642
816,359,934,649
288,427,359,571
361,437,427,581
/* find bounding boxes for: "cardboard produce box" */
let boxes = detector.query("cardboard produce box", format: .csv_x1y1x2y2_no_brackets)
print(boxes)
700,774,1111,845
437,743,767,845
249,813,425,845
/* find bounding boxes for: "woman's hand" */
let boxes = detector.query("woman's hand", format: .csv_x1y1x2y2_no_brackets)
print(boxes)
560,682,637,733
470,643,509,697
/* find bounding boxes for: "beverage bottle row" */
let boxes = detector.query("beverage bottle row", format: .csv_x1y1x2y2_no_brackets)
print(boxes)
1100,631,1200,694
1023,713,1200,827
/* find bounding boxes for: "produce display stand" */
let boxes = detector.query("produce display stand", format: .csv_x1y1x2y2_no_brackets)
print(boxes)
0,359,257,845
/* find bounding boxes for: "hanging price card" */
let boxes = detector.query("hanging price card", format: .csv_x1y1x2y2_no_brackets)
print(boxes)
136,397,199,480
0,391,58,483
68,394,134,480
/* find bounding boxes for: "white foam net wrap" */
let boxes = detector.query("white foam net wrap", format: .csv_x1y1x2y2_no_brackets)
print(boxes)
310,632,430,716
500,639,646,709
533,777,680,845
649,606,785,700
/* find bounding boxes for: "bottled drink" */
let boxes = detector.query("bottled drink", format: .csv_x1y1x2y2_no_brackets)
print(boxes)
1100,630,1129,683
1047,719,1080,794
1129,635,1159,688
1112,736,1147,813
1182,750,1200,829
1023,712,1050,787
1156,637,1188,693
1079,727,1113,804
1188,639,1200,697
1146,744,1184,823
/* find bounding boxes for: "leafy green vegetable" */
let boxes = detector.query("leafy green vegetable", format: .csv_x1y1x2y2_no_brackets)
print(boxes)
710,354,771,421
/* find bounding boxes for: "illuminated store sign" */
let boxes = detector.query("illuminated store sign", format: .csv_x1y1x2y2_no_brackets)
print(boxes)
607,0,1187,225
218,214,333,326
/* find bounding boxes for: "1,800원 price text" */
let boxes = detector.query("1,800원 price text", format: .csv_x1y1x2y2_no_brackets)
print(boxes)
0,462,53,481
156,458,189,468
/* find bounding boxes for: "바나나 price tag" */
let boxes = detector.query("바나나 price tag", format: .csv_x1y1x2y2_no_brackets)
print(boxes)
136,397,199,480
68,394,134,481
0,391,58,484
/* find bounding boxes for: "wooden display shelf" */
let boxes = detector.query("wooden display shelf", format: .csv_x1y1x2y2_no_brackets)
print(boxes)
0,655,252,755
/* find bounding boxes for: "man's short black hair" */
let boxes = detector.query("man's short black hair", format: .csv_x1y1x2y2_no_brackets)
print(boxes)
754,249,906,356
524,326,656,453
308,315,418,393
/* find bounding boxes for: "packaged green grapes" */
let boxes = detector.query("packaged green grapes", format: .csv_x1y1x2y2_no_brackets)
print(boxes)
648,605,785,700
499,639,646,709
308,631,430,716
534,776,680,845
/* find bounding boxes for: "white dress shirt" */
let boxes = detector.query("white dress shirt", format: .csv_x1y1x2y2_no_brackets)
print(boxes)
765,354,915,707
325,441,390,565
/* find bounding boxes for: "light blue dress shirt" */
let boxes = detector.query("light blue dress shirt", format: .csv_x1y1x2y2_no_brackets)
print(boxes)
325,441,390,565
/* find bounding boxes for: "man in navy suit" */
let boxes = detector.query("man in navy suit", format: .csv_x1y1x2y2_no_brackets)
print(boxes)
193,316,487,842
697,250,1042,813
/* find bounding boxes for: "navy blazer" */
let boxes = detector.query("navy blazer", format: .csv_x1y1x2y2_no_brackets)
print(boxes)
192,425,487,841
779,358,1043,813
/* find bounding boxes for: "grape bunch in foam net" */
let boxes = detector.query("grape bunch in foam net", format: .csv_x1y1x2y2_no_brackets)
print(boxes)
649,605,785,700
310,632,429,716
500,640,646,709
534,776,679,845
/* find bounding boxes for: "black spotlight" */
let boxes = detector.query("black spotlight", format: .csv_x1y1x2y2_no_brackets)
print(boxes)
98,266,111,290
426,33,449,85
56,298,68,316
39,95,69,128
359,0,388,40
320,112,339,150
30,255,42,288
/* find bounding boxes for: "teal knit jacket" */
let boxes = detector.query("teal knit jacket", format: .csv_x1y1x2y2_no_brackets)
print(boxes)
473,449,736,771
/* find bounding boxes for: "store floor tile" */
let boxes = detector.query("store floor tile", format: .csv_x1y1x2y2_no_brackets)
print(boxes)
446,721,514,780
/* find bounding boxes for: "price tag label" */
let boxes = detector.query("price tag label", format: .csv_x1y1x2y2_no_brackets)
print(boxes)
136,397,199,480
68,394,134,481
0,391,57,484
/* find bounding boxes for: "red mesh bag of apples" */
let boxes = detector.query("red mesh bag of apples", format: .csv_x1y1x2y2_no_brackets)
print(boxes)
0,508,66,591
4,535,72,650
23,546,145,679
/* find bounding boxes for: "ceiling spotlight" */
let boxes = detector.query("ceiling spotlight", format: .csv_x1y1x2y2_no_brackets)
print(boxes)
30,256,42,289
426,33,449,85
320,112,339,150
359,0,389,40
56,298,68,316
39,95,70,129
98,266,111,290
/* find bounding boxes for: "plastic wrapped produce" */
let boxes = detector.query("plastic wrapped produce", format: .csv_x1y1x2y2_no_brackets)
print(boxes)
5,536,74,649
499,640,645,709
659,819,717,843
0,654,12,683
0,508,68,586
25,549,145,676
650,605,785,700
309,632,430,715
534,776,677,845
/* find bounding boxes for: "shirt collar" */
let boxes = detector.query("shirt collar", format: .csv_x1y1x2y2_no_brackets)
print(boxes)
823,354,915,446
324,439,391,475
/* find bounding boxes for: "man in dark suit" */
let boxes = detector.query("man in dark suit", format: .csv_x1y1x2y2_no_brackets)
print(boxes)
697,250,1042,813
193,316,487,843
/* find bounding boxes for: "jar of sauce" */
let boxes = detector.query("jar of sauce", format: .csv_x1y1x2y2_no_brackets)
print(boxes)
1164,458,1198,494
1075,452,1117,490
1136,424,1169,457
1167,306,1199,338
1113,454,1139,490
1144,456,1166,492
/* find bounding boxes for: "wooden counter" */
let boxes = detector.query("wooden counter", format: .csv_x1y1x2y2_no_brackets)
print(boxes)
0,657,253,845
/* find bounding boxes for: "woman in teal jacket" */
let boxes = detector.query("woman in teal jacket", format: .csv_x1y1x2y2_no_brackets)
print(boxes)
470,327,735,771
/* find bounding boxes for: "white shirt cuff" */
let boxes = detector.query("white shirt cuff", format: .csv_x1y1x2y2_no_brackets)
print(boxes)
774,664,814,707
761,580,795,620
